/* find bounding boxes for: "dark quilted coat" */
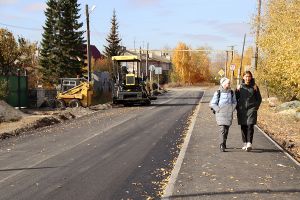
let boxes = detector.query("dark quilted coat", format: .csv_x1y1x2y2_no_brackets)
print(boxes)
236,83,262,125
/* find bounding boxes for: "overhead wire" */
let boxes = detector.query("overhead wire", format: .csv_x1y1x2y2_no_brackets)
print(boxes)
0,22,42,31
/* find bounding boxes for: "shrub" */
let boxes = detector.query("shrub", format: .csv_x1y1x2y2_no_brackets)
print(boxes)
0,79,8,100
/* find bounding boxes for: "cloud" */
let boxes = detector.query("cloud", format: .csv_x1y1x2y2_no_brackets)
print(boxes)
0,14,22,20
190,19,220,26
156,9,174,17
24,3,47,12
189,19,251,38
183,33,226,42
216,22,251,37
0,0,18,5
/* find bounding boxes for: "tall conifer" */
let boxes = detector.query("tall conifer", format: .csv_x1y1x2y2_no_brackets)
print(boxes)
103,9,122,57
40,0,84,84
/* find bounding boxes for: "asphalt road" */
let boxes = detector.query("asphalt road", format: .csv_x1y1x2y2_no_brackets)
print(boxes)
0,88,203,200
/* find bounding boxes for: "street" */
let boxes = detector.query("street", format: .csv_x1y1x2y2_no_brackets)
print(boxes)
0,88,203,200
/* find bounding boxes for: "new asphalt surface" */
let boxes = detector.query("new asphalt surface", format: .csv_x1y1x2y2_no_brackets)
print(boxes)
0,88,203,200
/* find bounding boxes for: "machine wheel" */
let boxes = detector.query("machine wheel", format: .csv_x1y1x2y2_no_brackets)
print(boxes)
69,99,81,108
47,99,57,108
112,97,118,105
123,102,132,107
142,99,151,106
145,99,151,105
56,99,66,109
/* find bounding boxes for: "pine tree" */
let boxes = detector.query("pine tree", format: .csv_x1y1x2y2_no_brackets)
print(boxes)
103,9,122,57
39,0,59,83
40,0,85,84
58,0,85,77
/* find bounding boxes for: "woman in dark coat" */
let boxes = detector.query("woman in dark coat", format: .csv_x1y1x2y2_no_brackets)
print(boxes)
236,71,262,151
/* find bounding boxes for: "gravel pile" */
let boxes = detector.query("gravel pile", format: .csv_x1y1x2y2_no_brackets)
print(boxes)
0,100,25,123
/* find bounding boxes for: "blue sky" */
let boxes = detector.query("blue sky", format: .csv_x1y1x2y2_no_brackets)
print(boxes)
0,0,257,54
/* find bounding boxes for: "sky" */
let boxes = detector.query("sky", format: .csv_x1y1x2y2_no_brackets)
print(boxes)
0,0,258,54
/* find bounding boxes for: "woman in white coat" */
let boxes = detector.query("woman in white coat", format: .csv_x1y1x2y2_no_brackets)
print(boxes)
209,78,237,152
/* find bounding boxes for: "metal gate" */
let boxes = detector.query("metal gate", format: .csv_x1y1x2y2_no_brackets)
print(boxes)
0,75,28,107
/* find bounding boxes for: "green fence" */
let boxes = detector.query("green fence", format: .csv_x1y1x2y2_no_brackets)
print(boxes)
0,75,28,107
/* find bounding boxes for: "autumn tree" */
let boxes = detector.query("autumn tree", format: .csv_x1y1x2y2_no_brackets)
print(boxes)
255,0,300,100
18,38,40,88
0,28,38,77
171,43,211,84
0,28,19,75
190,47,210,83
93,58,111,72
171,42,191,83
228,47,253,80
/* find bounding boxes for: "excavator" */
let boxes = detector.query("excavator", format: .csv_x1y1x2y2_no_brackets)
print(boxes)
55,78,93,108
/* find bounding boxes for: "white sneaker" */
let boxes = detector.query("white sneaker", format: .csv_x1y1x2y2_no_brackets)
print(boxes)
246,142,252,152
242,143,247,150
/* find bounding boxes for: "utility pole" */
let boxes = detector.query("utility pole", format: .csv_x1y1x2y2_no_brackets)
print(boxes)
225,51,229,78
139,46,142,77
227,45,235,83
225,46,235,78
238,34,246,86
228,45,235,63
146,43,149,78
85,4,91,83
254,0,262,70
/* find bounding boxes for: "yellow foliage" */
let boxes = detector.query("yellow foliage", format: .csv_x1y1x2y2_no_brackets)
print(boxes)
171,42,210,84
171,42,190,83
229,47,253,78
256,0,300,100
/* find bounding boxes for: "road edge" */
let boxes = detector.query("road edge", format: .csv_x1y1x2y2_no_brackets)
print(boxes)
161,91,205,199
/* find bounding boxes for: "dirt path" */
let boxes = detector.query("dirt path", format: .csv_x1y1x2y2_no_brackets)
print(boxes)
0,104,112,139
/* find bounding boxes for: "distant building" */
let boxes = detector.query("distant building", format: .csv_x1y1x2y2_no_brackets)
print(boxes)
122,48,172,78
83,44,105,61
90,45,105,60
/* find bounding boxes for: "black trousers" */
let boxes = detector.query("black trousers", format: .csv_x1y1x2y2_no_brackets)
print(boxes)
219,125,229,145
241,125,254,143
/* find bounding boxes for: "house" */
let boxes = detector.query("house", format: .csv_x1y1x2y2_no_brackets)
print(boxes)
90,45,105,60
82,44,104,61
122,48,172,80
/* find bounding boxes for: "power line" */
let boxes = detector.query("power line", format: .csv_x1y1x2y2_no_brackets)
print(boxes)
137,49,234,53
0,22,42,31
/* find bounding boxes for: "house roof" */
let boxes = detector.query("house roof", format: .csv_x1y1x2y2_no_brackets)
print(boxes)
90,45,103,59
83,45,104,60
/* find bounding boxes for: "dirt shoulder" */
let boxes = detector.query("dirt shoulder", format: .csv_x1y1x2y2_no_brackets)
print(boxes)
0,104,112,140
258,100,300,163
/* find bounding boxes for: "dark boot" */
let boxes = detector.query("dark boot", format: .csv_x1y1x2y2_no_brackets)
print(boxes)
220,143,225,152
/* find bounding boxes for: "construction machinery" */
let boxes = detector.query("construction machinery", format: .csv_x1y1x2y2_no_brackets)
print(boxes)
111,55,152,106
56,78,93,108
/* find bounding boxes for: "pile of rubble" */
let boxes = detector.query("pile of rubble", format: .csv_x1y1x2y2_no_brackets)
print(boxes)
267,98,300,120
0,100,26,123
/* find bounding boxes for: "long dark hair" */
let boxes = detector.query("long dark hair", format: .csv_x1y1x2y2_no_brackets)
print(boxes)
242,70,255,85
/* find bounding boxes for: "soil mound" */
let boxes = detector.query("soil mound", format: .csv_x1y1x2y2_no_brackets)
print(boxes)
0,100,25,123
